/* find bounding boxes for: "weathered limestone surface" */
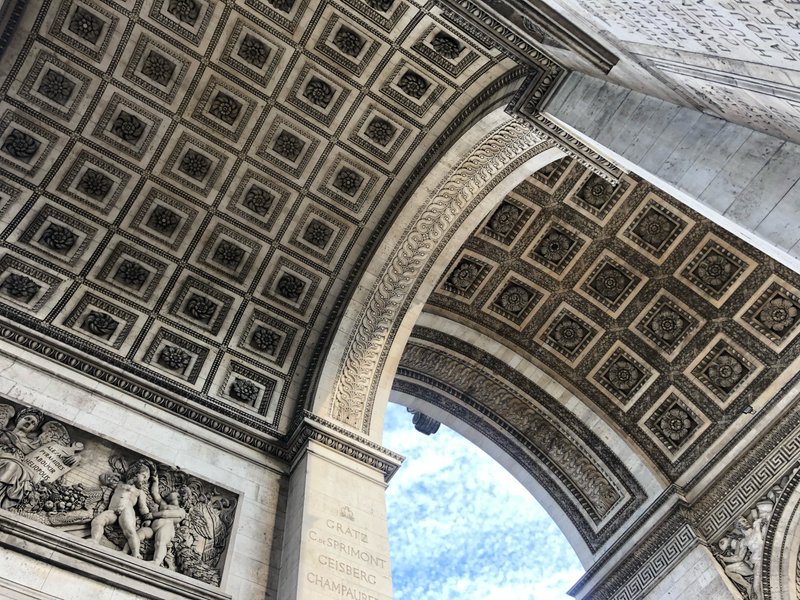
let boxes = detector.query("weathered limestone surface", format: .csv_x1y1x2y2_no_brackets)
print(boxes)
643,546,739,600
546,72,800,263
0,345,285,600
278,440,393,600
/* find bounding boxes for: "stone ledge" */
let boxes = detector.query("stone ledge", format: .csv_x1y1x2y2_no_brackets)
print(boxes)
0,511,231,600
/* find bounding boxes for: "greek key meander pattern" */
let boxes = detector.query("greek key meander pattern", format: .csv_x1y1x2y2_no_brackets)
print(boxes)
0,0,561,440
595,520,698,600
329,119,549,431
571,394,800,599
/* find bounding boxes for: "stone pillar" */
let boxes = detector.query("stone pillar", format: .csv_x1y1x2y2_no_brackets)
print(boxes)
643,546,739,600
278,419,402,600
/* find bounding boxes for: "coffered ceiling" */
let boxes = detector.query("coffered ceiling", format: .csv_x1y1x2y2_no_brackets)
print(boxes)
420,158,800,480
0,0,561,442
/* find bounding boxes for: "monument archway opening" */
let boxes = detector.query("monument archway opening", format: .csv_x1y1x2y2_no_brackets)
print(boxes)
381,399,584,599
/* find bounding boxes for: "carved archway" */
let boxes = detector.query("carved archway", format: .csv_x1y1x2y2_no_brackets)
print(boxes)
310,109,563,437
391,312,664,564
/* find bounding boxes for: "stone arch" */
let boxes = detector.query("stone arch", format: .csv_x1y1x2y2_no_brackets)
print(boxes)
765,467,800,600
310,108,564,438
391,311,665,565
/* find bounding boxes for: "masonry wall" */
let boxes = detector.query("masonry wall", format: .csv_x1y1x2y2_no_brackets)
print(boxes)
0,343,286,600
545,73,800,265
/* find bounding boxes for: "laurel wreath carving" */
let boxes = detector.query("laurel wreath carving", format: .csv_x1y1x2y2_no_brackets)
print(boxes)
329,118,547,432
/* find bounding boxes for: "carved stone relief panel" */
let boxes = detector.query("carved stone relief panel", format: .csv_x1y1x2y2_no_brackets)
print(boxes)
0,397,239,588
0,0,556,446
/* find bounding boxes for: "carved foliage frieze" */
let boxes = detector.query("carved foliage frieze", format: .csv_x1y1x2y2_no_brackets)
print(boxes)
328,120,549,432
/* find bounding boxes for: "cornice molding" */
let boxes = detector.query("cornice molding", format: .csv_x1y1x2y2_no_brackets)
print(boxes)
0,318,404,480
505,80,624,183
287,413,404,482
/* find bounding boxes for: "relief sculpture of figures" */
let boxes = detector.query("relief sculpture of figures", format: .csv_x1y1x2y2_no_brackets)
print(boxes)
123,471,188,567
91,461,154,560
0,402,238,587
0,406,83,509
718,516,767,600
715,481,786,600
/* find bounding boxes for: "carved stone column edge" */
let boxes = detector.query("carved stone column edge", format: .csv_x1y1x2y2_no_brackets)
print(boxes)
0,511,229,600
437,0,566,75
765,467,800,599
438,0,617,74
286,413,404,482
693,392,800,542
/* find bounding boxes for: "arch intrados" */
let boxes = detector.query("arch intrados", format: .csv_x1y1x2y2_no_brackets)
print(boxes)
311,108,565,440
392,312,665,564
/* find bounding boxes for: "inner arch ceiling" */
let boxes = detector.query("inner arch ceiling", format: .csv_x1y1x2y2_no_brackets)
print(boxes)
410,157,800,488
0,0,564,446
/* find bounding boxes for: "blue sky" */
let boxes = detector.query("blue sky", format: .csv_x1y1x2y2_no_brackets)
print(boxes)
383,402,583,600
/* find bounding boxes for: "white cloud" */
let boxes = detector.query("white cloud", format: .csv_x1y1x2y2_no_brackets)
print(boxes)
384,402,583,600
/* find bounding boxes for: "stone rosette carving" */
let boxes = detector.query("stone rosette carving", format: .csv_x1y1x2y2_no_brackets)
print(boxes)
178,149,212,181
77,169,113,200
714,479,789,600
68,6,104,43
1,273,40,301
167,0,201,25
208,92,241,125
397,71,429,99
272,130,304,162
114,260,149,289
303,78,334,109
111,112,145,144
142,51,176,86
237,35,269,68
365,0,393,12
486,202,522,237
39,223,77,253
332,167,363,196
277,273,305,301
212,240,244,269
0,400,237,586
365,117,395,146
243,185,273,216
37,70,75,105
431,32,463,60
2,129,39,162
333,27,364,58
